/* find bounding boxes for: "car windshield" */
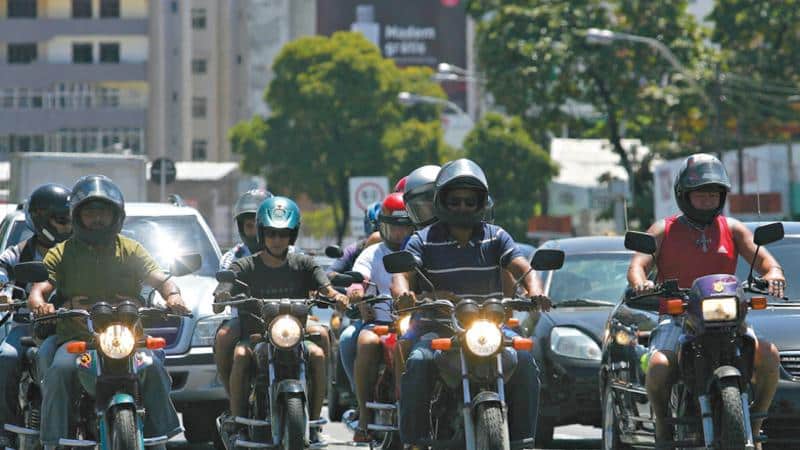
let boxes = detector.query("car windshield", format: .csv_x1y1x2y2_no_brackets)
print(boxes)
545,253,631,305
8,215,219,277
736,238,800,301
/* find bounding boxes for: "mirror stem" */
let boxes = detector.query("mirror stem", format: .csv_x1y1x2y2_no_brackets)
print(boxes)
414,267,438,300
512,266,534,296
747,245,761,285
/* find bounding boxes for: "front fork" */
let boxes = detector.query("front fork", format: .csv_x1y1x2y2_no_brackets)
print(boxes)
459,348,506,450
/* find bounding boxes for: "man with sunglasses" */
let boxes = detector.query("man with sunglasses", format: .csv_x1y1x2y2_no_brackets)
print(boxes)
213,196,348,446
391,158,550,449
0,184,72,447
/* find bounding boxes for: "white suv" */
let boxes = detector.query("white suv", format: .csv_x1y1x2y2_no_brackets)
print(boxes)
0,202,228,445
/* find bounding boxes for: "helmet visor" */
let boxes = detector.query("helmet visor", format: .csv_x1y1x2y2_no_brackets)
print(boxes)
680,158,731,191
379,221,414,248
405,191,435,226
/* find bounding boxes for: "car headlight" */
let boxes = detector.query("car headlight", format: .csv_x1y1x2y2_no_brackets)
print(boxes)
192,314,230,347
270,315,302,348
550,326,601,360
398,315,411,335
98,324,136,359
464,320,503,357
702,297,737,322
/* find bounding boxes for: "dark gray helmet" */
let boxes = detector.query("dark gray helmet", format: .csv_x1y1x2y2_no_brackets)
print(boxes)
674,153,731,225
403,165,440,228
433,159,489,227
25,183,72,248
70,175,125,246
234,189,272,252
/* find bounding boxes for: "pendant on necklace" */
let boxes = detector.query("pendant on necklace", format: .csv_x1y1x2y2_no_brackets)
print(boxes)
696,231,711,253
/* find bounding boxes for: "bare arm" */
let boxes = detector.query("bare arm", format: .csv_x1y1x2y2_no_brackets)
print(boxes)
506,256,550,311
391,272,417,309
145,272,189,315
28,280,55,316
627,220,666,291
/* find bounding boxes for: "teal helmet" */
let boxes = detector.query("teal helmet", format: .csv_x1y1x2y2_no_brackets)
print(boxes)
256,196,301,246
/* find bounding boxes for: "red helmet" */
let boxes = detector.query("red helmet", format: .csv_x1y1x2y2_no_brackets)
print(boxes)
379,192,413,249
394,176,408,193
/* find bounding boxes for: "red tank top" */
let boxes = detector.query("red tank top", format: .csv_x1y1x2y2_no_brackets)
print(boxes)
656,215,738,288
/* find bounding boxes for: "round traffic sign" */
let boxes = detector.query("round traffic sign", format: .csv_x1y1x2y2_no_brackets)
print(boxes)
151,157,177,184
354,181,386,211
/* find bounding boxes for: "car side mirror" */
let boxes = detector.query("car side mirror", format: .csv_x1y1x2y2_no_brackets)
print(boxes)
624,231,657,255
383,251,418,274
215,270,236,284
325,245,344,258
13,262,48,284
170,253,202,277
753,222,784,246
531,249,564,271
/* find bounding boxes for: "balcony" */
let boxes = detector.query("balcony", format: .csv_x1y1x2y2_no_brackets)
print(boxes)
0,108,146,134
0,18,147,41
0,62,147,88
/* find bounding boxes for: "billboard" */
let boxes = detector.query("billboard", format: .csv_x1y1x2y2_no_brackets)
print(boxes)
317,0,467,107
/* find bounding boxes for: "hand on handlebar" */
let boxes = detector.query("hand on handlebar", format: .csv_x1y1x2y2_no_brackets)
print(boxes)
763,272,787,299
396,292,417,310
30,301,55,317
529,294,552,312
633,280,656,295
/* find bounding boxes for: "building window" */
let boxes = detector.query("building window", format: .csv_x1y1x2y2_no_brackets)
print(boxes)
72,43,93,64
8,0,36,18
192,97,207,118
99,43,120,63
191,8,207,29
7,43,37,64
191,58,207,74
192,140,208,160
99,0,120,18
72,0,92,18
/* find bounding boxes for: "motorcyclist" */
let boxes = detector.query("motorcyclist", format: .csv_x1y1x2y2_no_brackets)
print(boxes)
344,193,415,442
213,196,349,446
627,153,783,445
0,184,72,447
214,189,272,401
391,158,549,448
27,175,188,450
327,202,382,277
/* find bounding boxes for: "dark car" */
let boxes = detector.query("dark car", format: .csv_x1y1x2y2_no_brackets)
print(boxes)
599,221,800,449
519,236,632,447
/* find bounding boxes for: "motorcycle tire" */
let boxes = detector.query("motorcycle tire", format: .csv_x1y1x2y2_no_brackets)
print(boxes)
475,403,510,450
601,383,632,450
373,430,402,450
111,407,140,450
282,395,305,450
718,379,746,450
327,348,353,422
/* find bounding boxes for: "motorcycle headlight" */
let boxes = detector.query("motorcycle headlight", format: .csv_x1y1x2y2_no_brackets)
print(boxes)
398,315,411,336
464,320,502,357
702,297,738,322
269,315,302,349
192,314,230,347
98,324,136,359
550,326,601,361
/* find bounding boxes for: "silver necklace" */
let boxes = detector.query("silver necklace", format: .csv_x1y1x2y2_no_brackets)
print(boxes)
679,216,711,253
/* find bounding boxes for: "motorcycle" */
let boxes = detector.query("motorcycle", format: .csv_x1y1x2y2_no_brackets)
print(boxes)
619,222,784,449
214,270,340,450
382,248,565,450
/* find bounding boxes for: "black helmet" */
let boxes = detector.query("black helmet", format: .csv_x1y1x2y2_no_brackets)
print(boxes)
70,175,126,246
403,164,440,228
25,183,72,248
234,189,272,252
433,159,489,227
674,153,732,225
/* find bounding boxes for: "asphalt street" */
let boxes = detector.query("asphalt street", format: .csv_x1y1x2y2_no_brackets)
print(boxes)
166,409,602,450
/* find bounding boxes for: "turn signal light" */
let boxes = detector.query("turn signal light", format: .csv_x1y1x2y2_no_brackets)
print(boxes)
146,337,167,350
665,299,685,315
66,341,87,354
750,296,767,310
506,318,520,327
512,337,534,351
430,338,452,351
373,325,390,336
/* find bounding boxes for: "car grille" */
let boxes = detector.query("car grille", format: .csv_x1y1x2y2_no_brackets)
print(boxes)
143,315,183,349
779,352,800,377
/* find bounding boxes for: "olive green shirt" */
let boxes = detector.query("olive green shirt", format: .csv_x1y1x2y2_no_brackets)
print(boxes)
43,235,161,341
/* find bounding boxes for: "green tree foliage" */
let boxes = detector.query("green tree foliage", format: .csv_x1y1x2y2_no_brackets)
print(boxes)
467,0,711,227
464,113,558,239
382,119,454,183
230,32,448,242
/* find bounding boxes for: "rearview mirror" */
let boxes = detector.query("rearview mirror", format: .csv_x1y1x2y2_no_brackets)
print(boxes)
325,245,343,258
753,222,784,246
531,249,565,271
331,271,364,287
215,270,236,284
13,262,49,284
625,231,657,255
382,251,418,274
170,253,202,277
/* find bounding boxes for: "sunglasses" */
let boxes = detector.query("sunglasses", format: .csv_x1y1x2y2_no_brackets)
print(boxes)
445,196,479,208
263,228,292,239
51,216,70,225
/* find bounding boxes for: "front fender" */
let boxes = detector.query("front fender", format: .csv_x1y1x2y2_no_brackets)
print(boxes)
707,365,742,392
273,379,307,402
470,391,503,417
107,393,137,409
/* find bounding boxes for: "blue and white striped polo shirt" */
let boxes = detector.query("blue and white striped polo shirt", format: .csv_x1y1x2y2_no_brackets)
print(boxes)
405,222,523,300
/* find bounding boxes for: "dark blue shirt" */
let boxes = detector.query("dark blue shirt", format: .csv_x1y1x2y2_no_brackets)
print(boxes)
405,222,522,300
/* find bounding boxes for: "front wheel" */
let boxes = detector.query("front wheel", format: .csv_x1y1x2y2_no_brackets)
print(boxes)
475,403,509,450
601,383,631,450
282,395,305,450
111,407,140,450
717,379,746,450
